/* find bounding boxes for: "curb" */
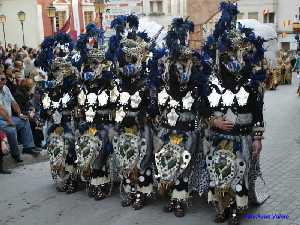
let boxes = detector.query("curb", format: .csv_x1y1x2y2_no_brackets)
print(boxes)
3,150,49,169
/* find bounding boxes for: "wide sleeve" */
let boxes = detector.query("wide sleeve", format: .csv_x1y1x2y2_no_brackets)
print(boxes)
249,84,265,137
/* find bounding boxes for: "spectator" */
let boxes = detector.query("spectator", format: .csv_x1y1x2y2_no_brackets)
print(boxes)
0,73,39,163
4,53,13,67
5,67,17,93
14,79,44,148
24,57,34,78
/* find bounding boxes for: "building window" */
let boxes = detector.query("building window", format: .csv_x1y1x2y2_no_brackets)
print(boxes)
157,1,163,13
150,1,154,13
55,11,66,31
248,12,258,20
264,12,275,23
237,13,244,20
281,42,290,51
150,1,163,15
168,0,171,14
84,11,94,26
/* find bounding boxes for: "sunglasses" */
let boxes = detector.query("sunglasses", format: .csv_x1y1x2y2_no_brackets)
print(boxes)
0,77,6,81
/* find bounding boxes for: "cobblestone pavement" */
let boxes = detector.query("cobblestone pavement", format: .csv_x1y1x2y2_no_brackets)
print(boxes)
0,75,300,225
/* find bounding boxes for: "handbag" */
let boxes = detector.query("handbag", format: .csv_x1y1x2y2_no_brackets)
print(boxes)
0,131,10,155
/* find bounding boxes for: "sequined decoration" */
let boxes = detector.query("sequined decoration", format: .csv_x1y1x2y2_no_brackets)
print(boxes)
110,86,119,103
158,88,169,106
42,94,51,109
208,89,222,107
85,107,96,123
98,90,109,106
115,107,126,123
236,87,250,106
167,108,179,126
61,93,71,108
130,91,142,109
53,110,62,125
87,93,98,106
78,90,86,106
182,91,195,110
222,90,235,106
119,92,130,106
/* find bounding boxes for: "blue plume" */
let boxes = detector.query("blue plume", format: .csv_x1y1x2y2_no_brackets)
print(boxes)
106,35,122,62
127,14,139,30
72,34,88,68
111,15,127,35
86,23,99,37
54,32,73,50
165,30,180,58
170,17,194,45
35,36,55,72
137,31,150,42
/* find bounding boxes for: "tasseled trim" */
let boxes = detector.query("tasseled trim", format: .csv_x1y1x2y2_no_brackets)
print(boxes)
90,176,111,186
171,189,189,201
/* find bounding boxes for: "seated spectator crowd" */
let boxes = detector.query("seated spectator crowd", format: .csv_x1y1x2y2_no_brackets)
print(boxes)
0,44,44,174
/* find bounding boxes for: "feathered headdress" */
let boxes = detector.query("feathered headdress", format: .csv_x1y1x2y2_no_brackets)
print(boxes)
165,17,194,58
202,1,266,83
35,32,74,72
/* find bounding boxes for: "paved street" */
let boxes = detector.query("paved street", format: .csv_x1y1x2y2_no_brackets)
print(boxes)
1,75,300,225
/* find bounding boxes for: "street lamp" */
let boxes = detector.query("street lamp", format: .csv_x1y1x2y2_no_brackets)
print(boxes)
17,10,26,46
47,4,56,35
0,14,7,48
94,0,106,28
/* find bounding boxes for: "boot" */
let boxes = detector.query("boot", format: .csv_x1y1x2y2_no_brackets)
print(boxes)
56,180,67,192
88,184,97,198
228,207,241,225
0,156,11,174
132,192,146,210
121,192,135,207
163,200,175,213
94,184,110,201
214,207,230,223
66,176,78,194
173,200,185,217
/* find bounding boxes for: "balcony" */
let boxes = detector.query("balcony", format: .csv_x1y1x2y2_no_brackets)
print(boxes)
149,12,165,16
293,22,300,32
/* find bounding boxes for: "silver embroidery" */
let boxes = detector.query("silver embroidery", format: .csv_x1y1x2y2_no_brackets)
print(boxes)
78,90,86,106
42,94,51,109
167,108,179,126
87,93,98,106
208,89,222,107
85,107,96,122
182,91,195,110
158,88,169,106
110,86,119,103
119,92,131,106
115,107,126,123
98,90,109,106
130,91,142,108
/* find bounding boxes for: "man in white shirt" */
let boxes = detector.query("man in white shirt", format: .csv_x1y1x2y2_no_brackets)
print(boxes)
0,74,38,162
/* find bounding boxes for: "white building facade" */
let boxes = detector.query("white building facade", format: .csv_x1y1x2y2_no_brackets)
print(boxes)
142,0,187,27
237,0,300,50
0,0,43,48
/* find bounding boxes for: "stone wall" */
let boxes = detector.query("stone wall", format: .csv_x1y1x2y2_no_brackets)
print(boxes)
187,0,219,48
